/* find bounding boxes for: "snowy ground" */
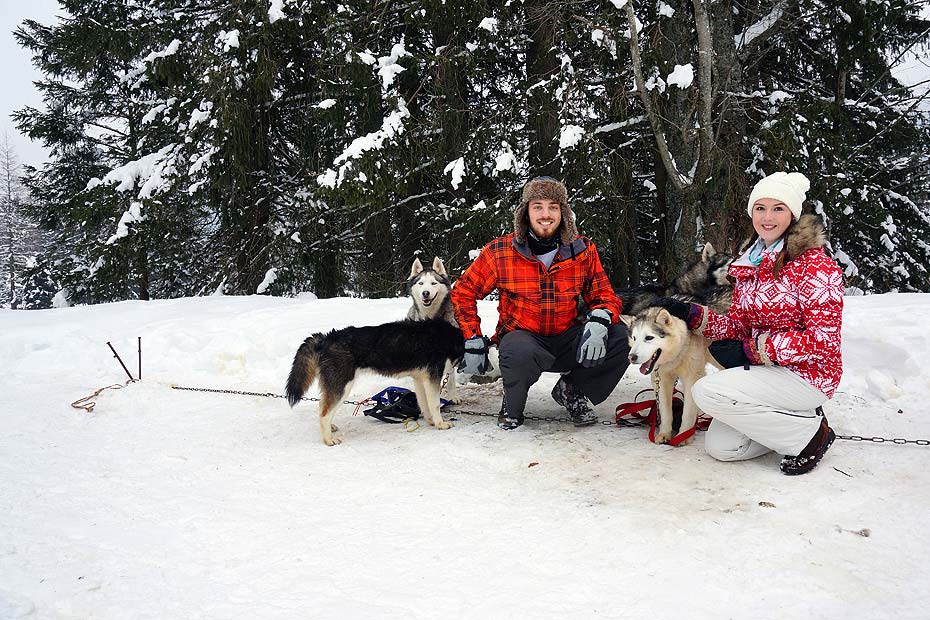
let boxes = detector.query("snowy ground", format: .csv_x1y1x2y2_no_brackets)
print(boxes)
1,294,929,620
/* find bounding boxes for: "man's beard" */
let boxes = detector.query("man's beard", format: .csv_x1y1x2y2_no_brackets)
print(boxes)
528,229,559,254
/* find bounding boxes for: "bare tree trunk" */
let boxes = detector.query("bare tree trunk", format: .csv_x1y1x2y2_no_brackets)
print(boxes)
625,0,762,277
607,162,639,288
431,10,473,272
526,0,560,177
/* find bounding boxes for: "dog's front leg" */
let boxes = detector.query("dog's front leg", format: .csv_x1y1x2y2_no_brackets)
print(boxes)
414,374,452,430
442,360,462,404
677,375,699,446
652,369,675,444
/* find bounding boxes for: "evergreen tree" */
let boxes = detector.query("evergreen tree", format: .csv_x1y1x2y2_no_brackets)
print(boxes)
12,0,930,302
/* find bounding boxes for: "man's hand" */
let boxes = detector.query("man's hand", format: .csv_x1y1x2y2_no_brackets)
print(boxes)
576,309,611,368
459,336,491,375
649,297,694,323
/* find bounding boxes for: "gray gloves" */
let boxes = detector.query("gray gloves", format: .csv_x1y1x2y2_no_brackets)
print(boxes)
576,309,611,367
459,335,491,375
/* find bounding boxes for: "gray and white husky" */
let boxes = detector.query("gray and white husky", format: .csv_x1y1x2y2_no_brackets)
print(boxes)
406,257,499,398
623,307,722,445
619,243,733,317
406,257,457,324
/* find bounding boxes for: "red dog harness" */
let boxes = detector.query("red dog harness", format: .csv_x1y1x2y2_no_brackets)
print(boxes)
615,389,711,446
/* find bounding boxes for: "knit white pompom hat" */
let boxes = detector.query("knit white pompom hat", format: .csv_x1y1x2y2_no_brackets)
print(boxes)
747,172,811,221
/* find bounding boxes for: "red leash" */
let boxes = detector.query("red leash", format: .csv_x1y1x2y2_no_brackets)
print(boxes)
615,389,711,446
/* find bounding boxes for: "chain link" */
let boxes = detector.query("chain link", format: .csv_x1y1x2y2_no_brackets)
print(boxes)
170,385,930,442
836,434,930,446
172,385,356,406
171,385,628,425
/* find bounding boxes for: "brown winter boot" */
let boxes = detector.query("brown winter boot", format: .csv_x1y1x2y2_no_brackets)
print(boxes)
780,413,836,475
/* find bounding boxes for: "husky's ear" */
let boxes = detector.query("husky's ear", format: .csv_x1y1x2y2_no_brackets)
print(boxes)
619,314,635,328
656,308,674,326
432,256,447,276
702,242,716,261
410,258,424,278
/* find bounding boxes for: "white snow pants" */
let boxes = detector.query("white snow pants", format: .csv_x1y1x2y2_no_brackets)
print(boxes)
691,365,828,461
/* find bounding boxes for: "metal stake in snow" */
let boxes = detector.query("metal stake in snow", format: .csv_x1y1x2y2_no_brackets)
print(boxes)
107,341,137,382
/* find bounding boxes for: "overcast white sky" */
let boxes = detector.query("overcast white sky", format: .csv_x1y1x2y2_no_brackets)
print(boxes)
1,0,61,169
1,2,928,171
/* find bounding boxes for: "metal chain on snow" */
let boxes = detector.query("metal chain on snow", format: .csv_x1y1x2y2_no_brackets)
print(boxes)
172,385,327,404
835,434,930,446
168,385,930,440
170,384,634,425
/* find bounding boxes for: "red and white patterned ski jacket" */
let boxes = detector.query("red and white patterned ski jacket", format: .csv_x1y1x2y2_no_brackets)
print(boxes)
690,215,844,398
451,234,622,343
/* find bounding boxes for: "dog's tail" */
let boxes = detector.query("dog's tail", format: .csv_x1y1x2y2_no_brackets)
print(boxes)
285,334,324,407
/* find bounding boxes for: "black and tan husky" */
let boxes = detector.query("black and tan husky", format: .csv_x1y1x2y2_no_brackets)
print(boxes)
618,243,734,316
285,319,465,445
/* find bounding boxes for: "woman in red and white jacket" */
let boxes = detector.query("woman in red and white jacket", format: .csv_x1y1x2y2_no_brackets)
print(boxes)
654,172,844,475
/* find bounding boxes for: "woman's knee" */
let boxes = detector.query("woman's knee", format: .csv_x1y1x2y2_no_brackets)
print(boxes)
704,421,765,462
704,429,743,461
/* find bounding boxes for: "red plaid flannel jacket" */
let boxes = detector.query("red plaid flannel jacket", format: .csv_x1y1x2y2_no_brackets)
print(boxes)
451,233,622,342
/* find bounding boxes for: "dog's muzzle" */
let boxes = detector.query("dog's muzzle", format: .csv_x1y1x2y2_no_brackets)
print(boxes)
630,349,661,375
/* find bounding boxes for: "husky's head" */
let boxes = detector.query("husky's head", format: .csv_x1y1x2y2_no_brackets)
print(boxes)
623,307,689,375
675,243,733,294
407,257,451,310
702,243,734,287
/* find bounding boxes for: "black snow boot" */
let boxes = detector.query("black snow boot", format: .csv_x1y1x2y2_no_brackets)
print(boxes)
780,413,836,475
551,375,598,427
497,393,524,430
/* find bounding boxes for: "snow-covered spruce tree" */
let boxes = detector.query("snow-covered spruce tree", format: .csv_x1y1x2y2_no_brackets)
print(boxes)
120,0,289,297
537,1,649,288
13,0,209,303
744,0,930,291
308,0,522,296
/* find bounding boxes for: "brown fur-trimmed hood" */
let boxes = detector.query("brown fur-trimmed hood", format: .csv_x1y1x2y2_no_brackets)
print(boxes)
785,213,827,260
513,178,579,245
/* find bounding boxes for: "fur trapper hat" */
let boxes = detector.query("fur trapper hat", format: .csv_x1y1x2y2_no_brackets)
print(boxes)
513,177,579,245
747,171,810,221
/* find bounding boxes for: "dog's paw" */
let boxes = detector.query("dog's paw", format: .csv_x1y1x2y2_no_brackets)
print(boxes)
654,431,673,444
444,396,464,405
435,420,453,430
676,435,694,446
323,437,342,446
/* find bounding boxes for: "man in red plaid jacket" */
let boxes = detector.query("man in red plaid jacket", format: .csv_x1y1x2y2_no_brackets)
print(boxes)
451,177,630,430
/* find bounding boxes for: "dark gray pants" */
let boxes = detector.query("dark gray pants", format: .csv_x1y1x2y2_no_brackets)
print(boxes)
498,324,630,417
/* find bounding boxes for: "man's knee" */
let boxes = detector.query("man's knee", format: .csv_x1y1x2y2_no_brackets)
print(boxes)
499,330,537,368
499,330,553,380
